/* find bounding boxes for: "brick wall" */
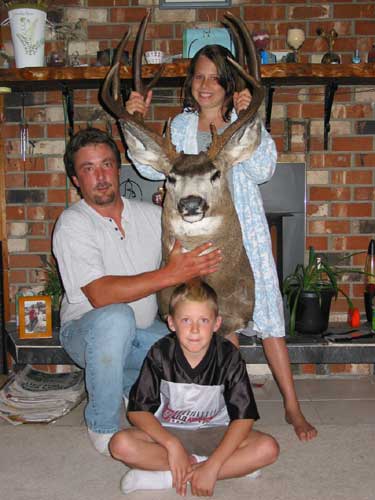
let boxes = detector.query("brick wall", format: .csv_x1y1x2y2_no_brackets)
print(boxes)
1,1,374,358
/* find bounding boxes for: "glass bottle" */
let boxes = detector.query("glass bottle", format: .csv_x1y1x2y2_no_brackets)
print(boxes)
364,239,375,323
364,239,375,293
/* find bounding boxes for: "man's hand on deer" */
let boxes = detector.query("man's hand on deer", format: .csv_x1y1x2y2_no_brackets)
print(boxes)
125,90,153,117
233,88,252,114
165,240,222,283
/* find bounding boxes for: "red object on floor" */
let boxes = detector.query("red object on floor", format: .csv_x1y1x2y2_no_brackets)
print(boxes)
347,307,361,328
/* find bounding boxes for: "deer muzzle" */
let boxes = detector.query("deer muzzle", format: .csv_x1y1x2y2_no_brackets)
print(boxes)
177,195,209,223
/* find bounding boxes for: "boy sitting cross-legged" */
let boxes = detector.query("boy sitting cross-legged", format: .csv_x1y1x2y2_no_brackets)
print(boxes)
110,280,279,497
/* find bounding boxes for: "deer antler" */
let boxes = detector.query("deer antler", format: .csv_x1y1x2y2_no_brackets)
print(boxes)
207,12,265,161
101,10,180,164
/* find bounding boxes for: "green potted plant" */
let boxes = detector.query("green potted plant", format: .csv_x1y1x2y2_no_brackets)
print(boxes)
283,246,365,336
41,260,63,328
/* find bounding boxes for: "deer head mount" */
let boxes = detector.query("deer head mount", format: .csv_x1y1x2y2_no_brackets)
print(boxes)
101,11,265,335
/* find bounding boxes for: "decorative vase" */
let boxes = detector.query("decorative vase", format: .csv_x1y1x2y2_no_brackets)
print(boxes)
321,51,340,64
295,289,335,335
8,7,46,68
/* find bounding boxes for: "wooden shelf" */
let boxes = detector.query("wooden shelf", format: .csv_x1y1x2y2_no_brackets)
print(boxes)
0,62,374,92
1,62,373,149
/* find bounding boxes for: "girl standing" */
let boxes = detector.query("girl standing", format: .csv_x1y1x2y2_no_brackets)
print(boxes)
126,44,317,442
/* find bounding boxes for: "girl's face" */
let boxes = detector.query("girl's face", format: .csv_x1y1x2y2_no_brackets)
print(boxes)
191,55,226,113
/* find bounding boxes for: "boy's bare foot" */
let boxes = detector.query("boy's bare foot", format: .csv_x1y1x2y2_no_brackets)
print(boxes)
285,410,317,441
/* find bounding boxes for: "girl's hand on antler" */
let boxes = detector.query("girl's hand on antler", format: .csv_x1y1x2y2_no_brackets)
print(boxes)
233,88,252,114
125,90,152,117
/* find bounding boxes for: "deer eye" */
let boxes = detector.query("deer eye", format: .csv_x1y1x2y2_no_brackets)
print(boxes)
210,171,221,183
166,175,176,185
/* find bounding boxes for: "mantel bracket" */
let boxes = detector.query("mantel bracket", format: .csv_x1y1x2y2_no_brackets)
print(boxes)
324,81,338,150
265,85,274,133
62,86,75,140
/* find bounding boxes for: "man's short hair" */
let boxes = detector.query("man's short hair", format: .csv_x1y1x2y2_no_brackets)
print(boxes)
169,279,219,317
64,128,122,179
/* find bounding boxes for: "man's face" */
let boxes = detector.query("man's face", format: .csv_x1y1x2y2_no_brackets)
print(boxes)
167,300,222,364
72,143,120,208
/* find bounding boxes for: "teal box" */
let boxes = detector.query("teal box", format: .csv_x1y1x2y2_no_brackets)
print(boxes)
183,28,235,59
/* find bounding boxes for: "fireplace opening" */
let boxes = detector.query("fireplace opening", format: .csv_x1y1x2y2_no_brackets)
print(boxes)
260,162,306,288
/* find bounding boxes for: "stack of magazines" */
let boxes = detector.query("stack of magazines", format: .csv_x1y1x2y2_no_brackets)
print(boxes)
0,365,85,425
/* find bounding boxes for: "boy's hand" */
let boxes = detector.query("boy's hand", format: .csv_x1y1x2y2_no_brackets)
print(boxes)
233,88,252,114
125,90,152,117
166,439,192,496
187,461,220,497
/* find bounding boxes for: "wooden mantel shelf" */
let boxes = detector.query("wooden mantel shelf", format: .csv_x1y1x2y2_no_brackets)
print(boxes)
0,62,374,92
1,62,374,149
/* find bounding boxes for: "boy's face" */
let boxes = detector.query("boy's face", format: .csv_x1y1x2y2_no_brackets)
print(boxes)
167,300,222,364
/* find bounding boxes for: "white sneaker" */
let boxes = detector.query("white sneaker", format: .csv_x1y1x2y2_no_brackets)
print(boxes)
87,428,113,456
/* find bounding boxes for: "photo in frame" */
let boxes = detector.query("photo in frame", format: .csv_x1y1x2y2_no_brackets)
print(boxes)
18,295,53,339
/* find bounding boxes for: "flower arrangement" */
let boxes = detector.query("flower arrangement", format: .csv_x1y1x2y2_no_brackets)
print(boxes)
1,1,50,11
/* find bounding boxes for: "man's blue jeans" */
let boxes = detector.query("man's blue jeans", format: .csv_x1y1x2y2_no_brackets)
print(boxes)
59,303,168,434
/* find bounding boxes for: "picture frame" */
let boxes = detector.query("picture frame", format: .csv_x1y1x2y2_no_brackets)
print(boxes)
18,295,53,339
160,0,231,9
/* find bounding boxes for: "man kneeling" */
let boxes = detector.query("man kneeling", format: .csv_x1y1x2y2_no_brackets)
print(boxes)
110,280,279,497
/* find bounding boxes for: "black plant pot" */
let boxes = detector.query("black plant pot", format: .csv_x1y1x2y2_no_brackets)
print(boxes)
295,289,335,335
52,309,61,329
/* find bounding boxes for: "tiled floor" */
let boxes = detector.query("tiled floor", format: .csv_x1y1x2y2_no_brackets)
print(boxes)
1,375,375,500
2,373,373,428
1,373,375,429
254,376,375,426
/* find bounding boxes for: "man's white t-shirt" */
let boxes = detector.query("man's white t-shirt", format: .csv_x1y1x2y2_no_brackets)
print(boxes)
53,197,162,328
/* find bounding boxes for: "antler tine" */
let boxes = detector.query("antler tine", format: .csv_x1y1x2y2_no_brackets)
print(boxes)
101,28,132,118
133,10,150,97
133,11,166,115
224,12,261,82
102,11,179,164
101,63,127,118
132,10,165,97
221,17,245,91
207,13,265,161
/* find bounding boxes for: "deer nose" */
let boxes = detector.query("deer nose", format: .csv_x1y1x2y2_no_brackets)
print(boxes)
178,196,208,215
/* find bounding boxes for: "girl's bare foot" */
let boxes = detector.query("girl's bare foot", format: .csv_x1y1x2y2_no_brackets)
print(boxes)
285,410,317,441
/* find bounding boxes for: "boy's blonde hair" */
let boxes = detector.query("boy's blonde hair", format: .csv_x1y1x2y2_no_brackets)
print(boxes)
169,279,219,317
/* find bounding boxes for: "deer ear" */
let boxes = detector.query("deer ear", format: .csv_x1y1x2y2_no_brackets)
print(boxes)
121,123,173,175
218,117,262,171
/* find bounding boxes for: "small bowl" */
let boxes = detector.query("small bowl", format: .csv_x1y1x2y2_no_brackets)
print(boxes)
145,51,164,64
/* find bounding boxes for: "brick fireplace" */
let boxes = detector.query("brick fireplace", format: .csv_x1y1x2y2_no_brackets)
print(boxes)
0,1,374,375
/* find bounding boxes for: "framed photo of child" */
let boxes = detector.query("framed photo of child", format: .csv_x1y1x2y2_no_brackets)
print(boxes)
18,295,53,339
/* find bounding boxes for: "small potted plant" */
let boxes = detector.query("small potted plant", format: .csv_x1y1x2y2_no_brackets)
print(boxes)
283,246,366,336
41,260,63,328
